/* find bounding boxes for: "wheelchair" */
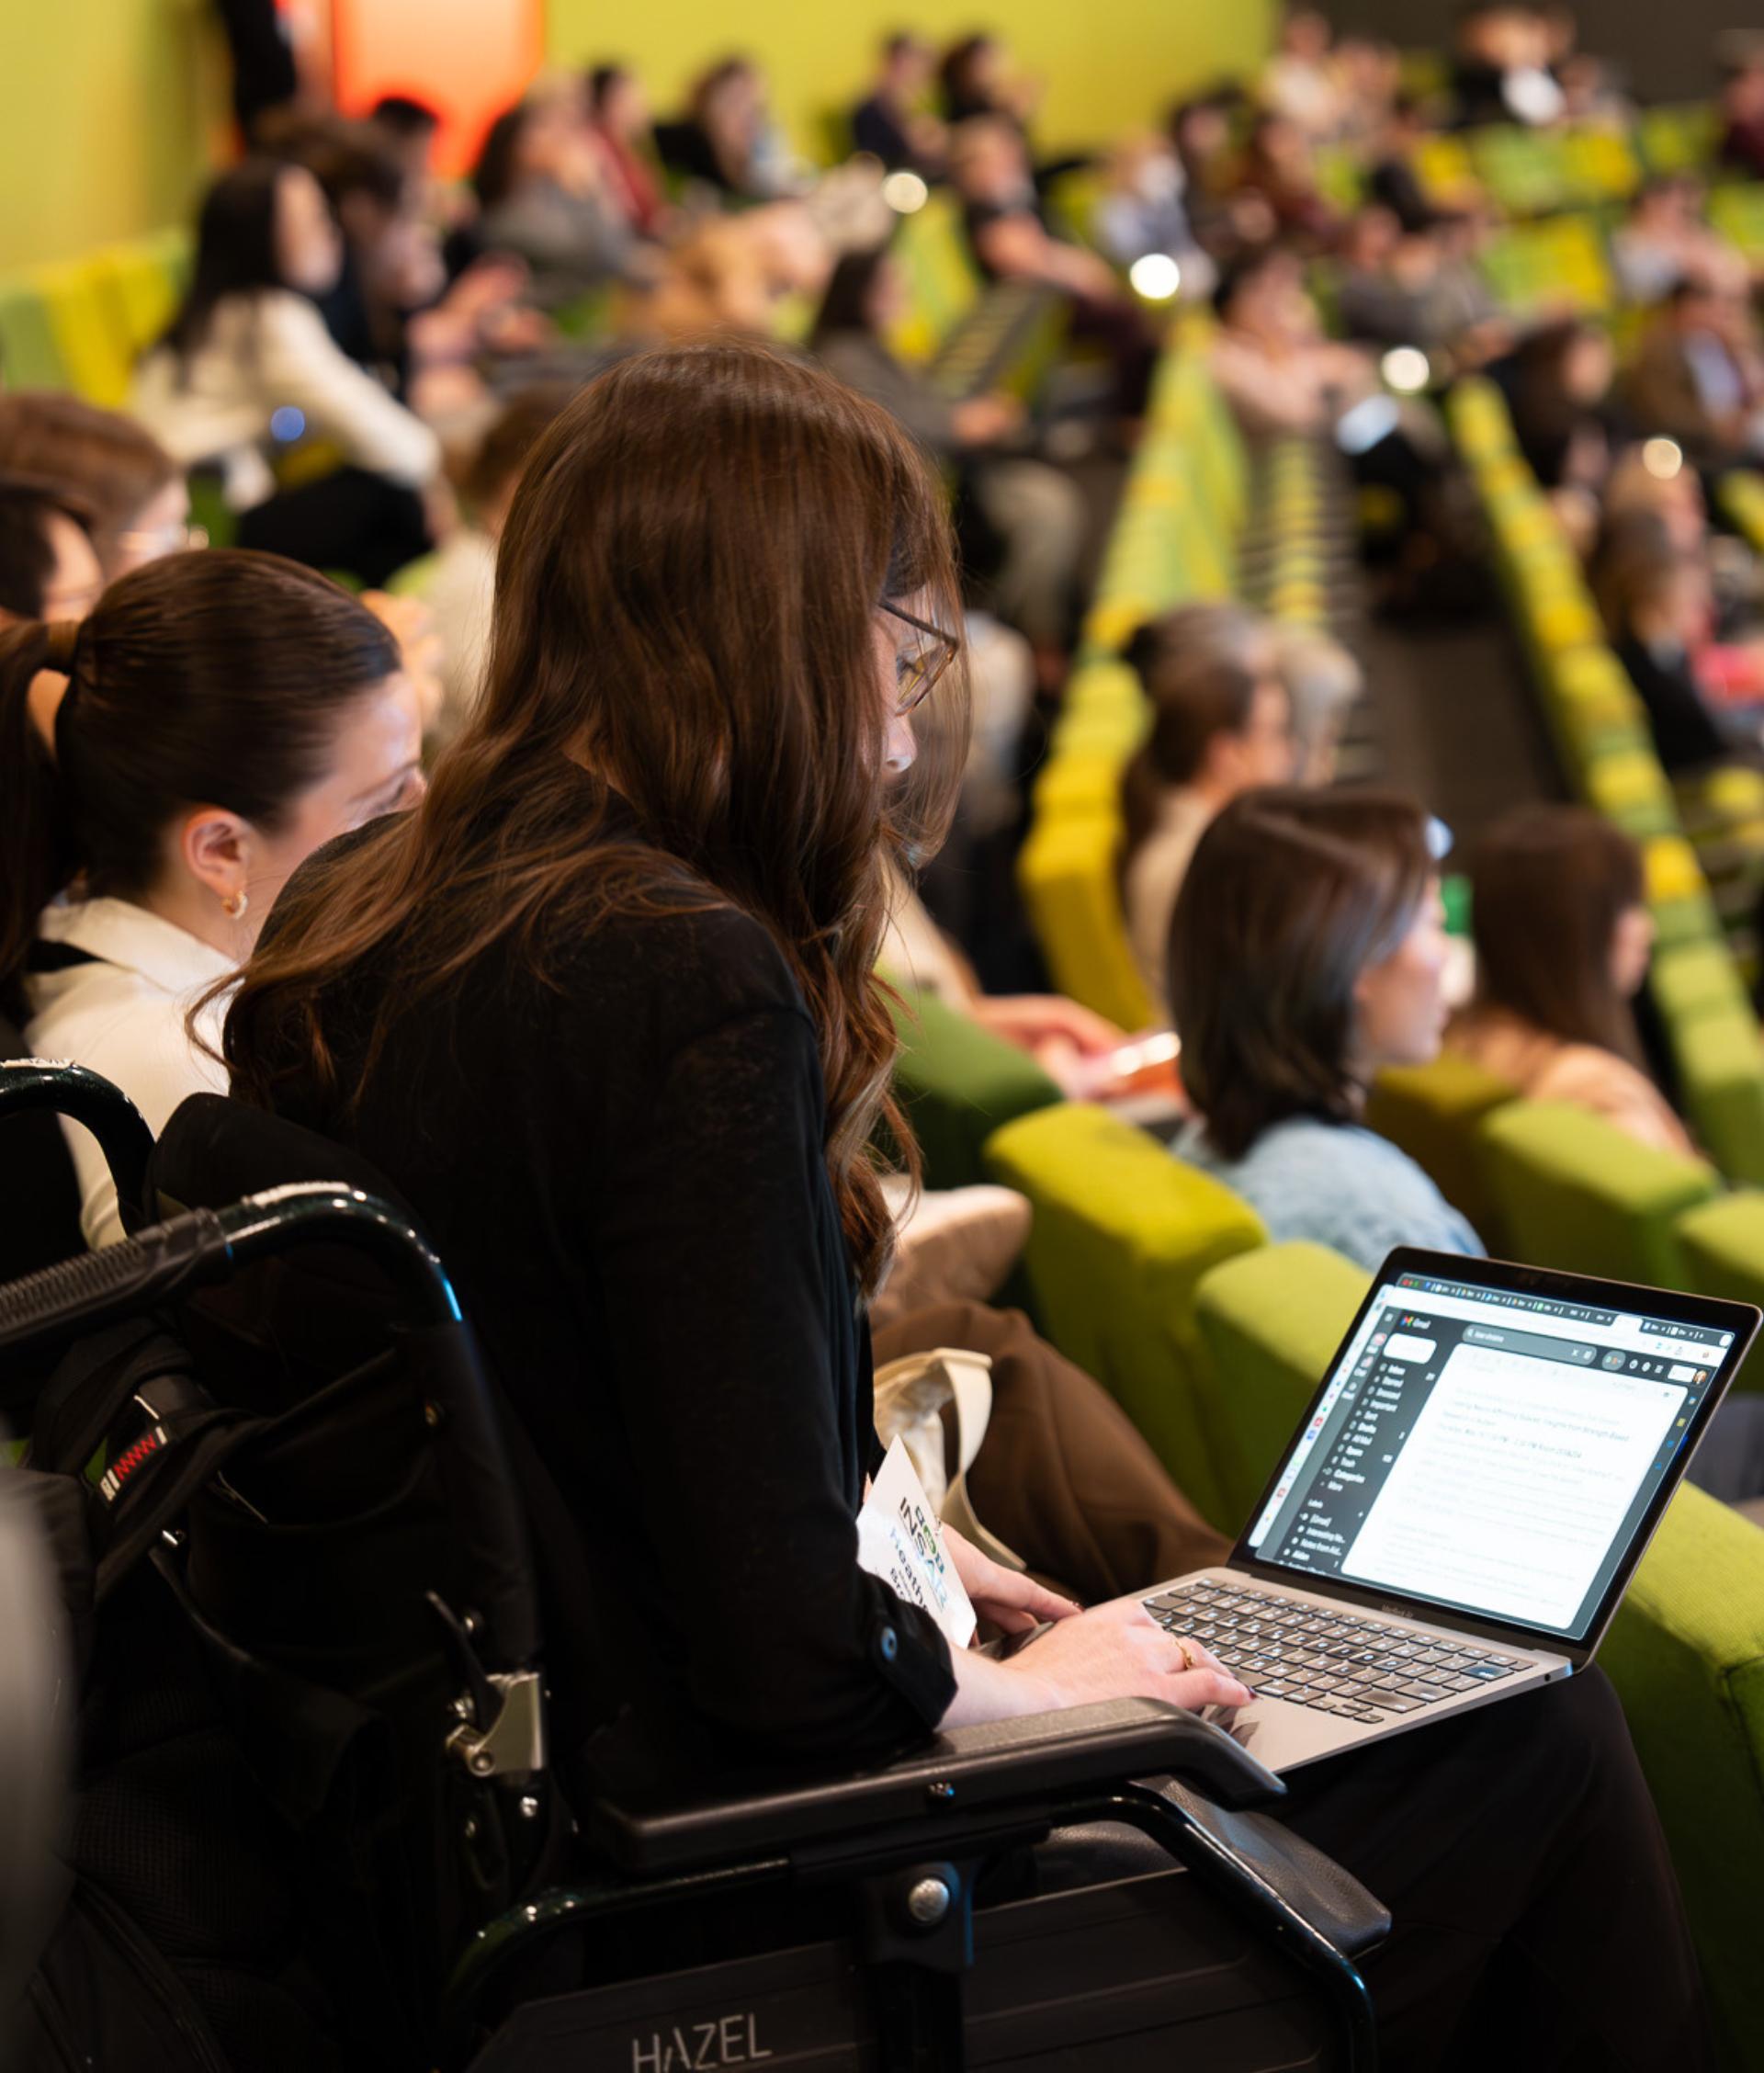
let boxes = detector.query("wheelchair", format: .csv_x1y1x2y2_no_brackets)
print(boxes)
0,1060,1389,2071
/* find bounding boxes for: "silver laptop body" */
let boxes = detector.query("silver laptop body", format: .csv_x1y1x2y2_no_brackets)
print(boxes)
1141,1248,1758,1772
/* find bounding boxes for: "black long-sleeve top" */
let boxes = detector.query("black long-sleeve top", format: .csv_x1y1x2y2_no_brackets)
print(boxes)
255,789,956,1795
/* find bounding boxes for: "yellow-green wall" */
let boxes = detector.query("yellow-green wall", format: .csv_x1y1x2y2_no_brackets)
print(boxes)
545,0,1277,158
0,0,229,269
0,0,1274,271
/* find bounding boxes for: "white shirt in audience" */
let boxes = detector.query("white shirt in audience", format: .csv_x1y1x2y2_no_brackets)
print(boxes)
24,897,232,1250
419,527,498,748
131,289,440,510
1123,787,1214,1018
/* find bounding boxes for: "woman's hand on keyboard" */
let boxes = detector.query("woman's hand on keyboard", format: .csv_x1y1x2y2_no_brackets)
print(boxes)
1005,1595,1255,1715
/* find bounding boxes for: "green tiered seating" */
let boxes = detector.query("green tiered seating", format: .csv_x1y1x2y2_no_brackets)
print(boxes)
1363,1054,1518,1251
1478,1100,1717,1285
0,229,189,402
1020,324,1342,1029
1637,101,1720,176
983,1102,1265,1529
1479,212,1615,318
1450,379,1764,1189
1676,1192,1764,1394
1707,182,1764,265
886,988,1061,1193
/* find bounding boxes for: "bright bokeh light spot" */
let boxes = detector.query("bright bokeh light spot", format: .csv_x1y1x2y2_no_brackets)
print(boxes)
1129,252,1182,301
1381,346,1430,395
1642,436,1684,481
881,170,930,214
269,406,307,443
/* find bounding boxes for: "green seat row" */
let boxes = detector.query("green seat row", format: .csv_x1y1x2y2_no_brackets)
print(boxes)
0,228,190,403
978,1093,1764,2070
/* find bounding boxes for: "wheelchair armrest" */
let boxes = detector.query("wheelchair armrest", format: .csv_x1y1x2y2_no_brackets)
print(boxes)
592,1698,1283,1875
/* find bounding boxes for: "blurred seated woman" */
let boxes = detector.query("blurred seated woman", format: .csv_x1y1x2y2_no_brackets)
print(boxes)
812,244,1086,658
654,56,799,203
1596,515,1734,775
214,345,1714,2068
1117,604,1295,1016
1170,788,1481,1270
132,161,441,586
472,91,645,307
0,550,422,1246
1449,807,1694,1155
0,393,191,581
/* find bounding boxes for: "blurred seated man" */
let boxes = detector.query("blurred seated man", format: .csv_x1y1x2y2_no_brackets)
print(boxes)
1623,279,1764,469
0,479,102,630
851,32,946,176
1261,8,1350,144
1208,245,1377,436
1234,111,1341,249
949,117,1155,416
1611,177,1750,307
1092,134,1216,296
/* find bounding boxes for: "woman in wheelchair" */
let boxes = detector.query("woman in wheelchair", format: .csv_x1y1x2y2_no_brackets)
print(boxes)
0,549,425,1249
213,340,1710,2069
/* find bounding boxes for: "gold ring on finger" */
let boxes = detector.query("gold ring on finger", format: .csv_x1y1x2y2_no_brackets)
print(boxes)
1177,1642,1196,1671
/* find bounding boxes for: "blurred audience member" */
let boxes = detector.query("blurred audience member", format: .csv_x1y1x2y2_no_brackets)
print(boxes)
851,32,946,176
421,384,574,747
950,118,1154,414
1092,135,1216,295
812,245,1084,657
656,56,801,203
132,161,440,585
1450,807,1693,1154
1597,515,1731,774
1452,4,1565,129
1118,604,1295,1013
371,94,443,187
1624,280,1764,468
939,32,1038,130
585,64,668,237
1718,53,1764,180
0,481,101,629
1611,178,1748,307
1275,623,1364,783
1209,246,1376,436
1235,112,1340,247
1170,788,1478,1270
0,396,190,581
473,94,642,306
1495,316,1614,492
1261,9,1349,143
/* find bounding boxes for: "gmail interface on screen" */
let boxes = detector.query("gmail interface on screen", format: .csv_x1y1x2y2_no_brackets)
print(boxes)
1245,1270,1734,1638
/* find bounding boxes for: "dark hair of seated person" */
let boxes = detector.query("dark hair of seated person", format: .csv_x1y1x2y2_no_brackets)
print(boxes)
1117,602,1274,876
1463,805,1649,1063
470,102,531,211
1169,787,1432,1161
160,158,297,364
0,394,180,559
0,477,96,619
0,549,401,1000
808,244,891,349
371,92,440,139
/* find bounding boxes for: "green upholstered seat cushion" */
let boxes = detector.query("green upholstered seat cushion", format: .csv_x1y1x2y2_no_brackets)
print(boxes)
886,990,1061,1193
1668,1006,1764,1190
1673,1192,1764,1394
1191,1242,1372,1530
1477,1100,1716,1285
1364,1056,1518,1253
984,1103,1265,1527
1601,1485,1764,2071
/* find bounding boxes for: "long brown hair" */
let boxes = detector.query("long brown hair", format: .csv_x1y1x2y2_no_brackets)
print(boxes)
1463,805,1645,1061
221,340,968,1294
1170,787,1433,1161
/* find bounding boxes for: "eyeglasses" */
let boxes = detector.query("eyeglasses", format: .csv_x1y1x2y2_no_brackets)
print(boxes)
880,599,959,717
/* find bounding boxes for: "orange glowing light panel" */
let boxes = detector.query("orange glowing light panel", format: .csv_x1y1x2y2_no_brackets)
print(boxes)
330,0,544,176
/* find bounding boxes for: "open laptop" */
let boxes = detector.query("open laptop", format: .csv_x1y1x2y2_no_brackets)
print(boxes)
1141,1248,1759,1772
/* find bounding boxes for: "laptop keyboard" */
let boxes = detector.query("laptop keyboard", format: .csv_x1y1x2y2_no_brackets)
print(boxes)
1144,1580,1526,1726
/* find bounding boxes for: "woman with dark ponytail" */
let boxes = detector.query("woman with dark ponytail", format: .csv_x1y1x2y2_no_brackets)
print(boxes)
0,548,422,1245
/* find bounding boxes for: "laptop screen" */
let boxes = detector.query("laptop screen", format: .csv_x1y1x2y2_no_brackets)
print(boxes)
1241,1261,1744,1642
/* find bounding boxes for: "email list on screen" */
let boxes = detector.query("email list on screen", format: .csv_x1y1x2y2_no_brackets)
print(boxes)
1245,1273,1730,1639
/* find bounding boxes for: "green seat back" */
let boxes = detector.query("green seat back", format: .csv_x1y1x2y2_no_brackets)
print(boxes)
1673,1193,1764,1394
0,277,67,388
984,1103,1265,1527
1600,1482,1764,2070
1477,1100,1717,1284
1016,811,1155,1032
886,990,1062,1193
1191,1241,1372,1529
1364,1055,1519,1253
